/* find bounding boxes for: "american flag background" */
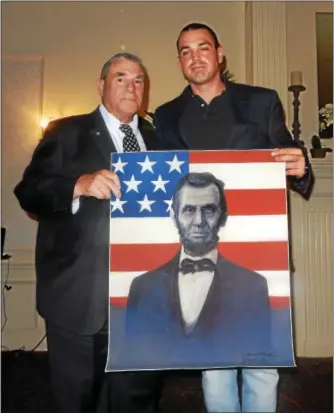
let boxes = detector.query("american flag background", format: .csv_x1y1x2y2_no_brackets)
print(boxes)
106,150,295,371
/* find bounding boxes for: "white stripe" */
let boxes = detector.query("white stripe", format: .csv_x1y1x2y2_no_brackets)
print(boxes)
189,163,286,190
110,215,288,244
109,270,290,297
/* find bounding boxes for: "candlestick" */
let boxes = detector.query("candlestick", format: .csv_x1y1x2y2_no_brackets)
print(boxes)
291,71,303,86
288,82,306,144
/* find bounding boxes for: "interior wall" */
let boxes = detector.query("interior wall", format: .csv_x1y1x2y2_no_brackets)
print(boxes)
2,57,43,250
2,1,246,122
286,1,333,144
316,13,333,109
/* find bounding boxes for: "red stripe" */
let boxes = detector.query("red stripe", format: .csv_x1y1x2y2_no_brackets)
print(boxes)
110,242,289,272
189,150,275,164
111,189,286,218
110,296,289,310
269,296,290,309
110,297,127,308
225,189,286,215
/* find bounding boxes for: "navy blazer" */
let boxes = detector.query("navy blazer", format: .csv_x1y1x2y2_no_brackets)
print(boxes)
14,108,161,335
154,80,313,197
124,253,273,368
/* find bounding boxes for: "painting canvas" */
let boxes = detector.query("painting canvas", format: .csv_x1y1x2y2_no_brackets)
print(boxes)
106,150,295,371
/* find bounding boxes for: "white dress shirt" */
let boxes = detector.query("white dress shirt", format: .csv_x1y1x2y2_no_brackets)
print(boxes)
98,104,147,152
72,104,146,213
178,248,218,333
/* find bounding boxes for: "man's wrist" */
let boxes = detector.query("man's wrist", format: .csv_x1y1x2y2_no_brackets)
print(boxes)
73,176,84,199
296,163,309,180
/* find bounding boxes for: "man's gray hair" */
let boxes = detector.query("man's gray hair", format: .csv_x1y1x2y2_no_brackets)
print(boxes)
99,52,146,80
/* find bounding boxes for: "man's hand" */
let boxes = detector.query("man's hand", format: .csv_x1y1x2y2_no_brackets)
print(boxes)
271,148,306,178
73,170,121,200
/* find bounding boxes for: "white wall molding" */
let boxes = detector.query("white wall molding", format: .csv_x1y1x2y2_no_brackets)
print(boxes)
2,252,47,351
286,2,333,145
4,248,35,268
289,157,333,357
245,1,289,117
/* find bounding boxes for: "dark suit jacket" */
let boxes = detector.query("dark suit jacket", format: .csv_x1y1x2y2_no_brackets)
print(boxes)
154,80,313,196
125,253,272,367
14,108,161,335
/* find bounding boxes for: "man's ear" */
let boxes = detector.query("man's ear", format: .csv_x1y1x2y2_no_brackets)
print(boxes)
217,45,224,64
97,78,104,97
177,54,183,72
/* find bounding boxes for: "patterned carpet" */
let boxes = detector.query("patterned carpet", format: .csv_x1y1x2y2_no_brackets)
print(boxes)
1,351,332,413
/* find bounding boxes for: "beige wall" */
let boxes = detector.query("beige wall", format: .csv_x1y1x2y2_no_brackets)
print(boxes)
3,1,333,144
287,1,333,144
2,1,246,121
4,1,332,143
316,13,333,108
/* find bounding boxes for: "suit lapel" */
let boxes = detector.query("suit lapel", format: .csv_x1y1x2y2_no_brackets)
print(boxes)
167,253,186,330
223,81,258,149
188,269,222,334
175,86,191,149
193,254,234,333
138,117,161,150
88,111,161,170
89,108,116,165
225,80,250,124
161,252,194,335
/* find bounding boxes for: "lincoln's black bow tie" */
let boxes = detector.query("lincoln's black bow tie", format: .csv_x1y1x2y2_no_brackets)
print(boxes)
179,258,216,275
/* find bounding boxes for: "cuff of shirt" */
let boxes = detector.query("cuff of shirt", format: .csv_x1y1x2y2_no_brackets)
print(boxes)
289,164,311,194
72,197,80,214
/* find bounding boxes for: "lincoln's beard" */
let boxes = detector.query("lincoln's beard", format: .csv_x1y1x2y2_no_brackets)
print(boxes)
175,220,220,257
180,233,219,257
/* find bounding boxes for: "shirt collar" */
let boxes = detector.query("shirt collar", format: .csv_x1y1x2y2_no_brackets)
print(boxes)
183,84,228,101
98,104,138,133
180,247,218,264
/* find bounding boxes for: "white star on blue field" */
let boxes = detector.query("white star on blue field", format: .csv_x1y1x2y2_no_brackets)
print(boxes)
110,151,189,218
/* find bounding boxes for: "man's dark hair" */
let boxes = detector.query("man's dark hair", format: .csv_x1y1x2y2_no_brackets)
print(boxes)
172,172,228,228
176,23,220,52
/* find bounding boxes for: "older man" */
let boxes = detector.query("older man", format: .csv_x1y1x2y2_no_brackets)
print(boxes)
14,53,163,413
125,172,272,368
153,22,313,413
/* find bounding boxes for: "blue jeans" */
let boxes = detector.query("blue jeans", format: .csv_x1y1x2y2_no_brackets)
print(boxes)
202,368,279,412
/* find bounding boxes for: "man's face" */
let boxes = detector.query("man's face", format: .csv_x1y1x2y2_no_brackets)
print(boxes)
177,29,223,86
97,58,145,123
174,184,222,256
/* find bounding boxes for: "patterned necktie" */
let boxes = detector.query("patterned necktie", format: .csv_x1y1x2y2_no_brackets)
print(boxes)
119,124,141,152
179,258,216,275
